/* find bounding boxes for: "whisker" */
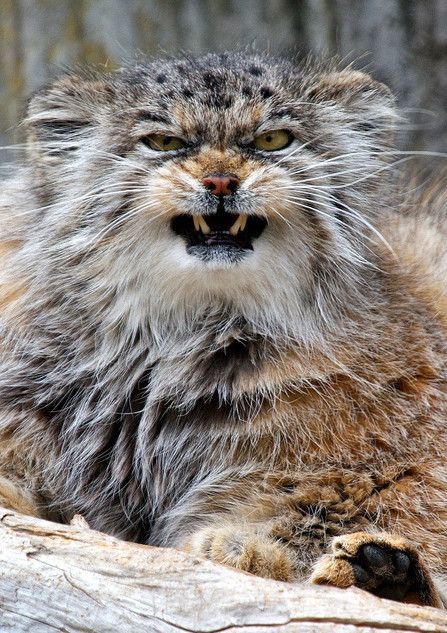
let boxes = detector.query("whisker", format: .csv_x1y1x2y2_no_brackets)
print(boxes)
279,195,385,263
266,156,412,191
268,208,295,231
268,148,447,189
265,176,396,259
272,150,379,173
272,132,330,167
78,207,165,261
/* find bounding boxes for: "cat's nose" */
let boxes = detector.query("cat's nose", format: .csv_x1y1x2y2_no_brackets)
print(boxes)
202,174,240,196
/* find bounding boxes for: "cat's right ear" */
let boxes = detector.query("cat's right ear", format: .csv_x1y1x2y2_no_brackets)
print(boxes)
305,69,397,145
25,75,113,161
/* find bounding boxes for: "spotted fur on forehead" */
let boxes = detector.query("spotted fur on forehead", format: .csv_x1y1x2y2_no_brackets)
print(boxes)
26,51,394,160
120,52,295,103
111,53,306,146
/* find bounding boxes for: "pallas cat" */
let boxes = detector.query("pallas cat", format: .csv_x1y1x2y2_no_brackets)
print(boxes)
0,52,446,607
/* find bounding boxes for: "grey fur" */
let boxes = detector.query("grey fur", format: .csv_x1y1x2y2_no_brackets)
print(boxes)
0,52,411,551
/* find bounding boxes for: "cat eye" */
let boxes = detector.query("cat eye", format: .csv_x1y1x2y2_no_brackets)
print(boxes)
252,129,293,151
141,134,185,151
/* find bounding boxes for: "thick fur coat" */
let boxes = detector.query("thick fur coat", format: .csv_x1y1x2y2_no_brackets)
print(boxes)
0,52,445,607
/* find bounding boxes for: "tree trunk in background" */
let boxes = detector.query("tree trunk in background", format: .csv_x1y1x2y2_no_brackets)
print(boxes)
0,0,446,163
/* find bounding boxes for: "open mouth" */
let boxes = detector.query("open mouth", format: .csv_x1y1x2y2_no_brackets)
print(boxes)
171,206,267,262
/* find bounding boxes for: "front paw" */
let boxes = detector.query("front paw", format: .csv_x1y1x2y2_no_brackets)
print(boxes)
310,531,443,608
183,524,295,581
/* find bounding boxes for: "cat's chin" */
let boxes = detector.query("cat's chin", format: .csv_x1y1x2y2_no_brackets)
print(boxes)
185,242,250,265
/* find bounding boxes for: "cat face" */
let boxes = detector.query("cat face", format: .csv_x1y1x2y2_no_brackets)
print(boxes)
25,53,395,336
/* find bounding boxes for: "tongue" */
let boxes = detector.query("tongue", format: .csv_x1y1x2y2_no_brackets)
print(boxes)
205,233,240,246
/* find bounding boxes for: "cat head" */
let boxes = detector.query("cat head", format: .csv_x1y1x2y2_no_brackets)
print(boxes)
24,53,396,341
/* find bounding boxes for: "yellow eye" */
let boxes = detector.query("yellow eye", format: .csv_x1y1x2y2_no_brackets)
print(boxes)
142,134,185,151
253,129,293,151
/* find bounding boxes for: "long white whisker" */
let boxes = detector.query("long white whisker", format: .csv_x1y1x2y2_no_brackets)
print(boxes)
275,150,375,173
279,195,385,261
78,202,165,257
271,132,330,167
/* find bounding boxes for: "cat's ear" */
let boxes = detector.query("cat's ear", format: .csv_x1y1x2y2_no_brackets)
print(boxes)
306,69,396,142
25,75,113,160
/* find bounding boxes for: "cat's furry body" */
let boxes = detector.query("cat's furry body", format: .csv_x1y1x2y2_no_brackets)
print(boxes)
0,52,446,606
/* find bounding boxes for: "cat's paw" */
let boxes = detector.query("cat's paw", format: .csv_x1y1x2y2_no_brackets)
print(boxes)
310,531,443,608
183,524,295,581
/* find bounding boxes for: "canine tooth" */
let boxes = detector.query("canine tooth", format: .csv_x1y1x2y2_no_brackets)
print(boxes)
229,214,247,236
193,215,211,234
199,216,211,235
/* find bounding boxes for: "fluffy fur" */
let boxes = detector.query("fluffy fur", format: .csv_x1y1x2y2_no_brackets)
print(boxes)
0,52,446,607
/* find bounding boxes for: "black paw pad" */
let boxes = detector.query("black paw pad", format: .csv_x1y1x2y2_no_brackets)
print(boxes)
393,550,411,575
351,563,370,585
362,544,390,572
350,543,415,600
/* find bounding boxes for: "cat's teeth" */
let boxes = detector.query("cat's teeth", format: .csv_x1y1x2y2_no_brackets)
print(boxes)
193,214,246,236
229,214,247,236
193,214,211,235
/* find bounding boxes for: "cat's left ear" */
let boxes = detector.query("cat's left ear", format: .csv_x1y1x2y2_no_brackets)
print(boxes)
306,70,396,142
25,74,114,161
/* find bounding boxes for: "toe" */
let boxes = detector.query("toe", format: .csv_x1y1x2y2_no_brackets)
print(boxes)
361,544,390,572
393,550,411,575
351,563,371,586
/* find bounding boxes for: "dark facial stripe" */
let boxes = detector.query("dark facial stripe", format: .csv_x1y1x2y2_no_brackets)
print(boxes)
138,111,170,124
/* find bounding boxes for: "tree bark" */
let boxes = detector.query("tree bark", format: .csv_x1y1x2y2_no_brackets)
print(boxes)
0,508,446,632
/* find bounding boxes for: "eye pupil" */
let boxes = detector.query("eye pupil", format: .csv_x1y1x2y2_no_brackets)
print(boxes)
252,129,293,152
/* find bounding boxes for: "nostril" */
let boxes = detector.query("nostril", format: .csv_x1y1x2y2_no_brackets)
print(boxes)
203,177,218,193
225,177,240,194
202,174,240,196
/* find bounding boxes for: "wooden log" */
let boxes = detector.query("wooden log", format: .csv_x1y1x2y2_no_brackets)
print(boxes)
0,508,446,632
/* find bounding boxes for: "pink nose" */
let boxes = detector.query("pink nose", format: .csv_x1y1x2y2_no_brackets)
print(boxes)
202,174,240,196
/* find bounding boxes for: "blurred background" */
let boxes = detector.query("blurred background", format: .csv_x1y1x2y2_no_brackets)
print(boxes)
0,0,446,164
